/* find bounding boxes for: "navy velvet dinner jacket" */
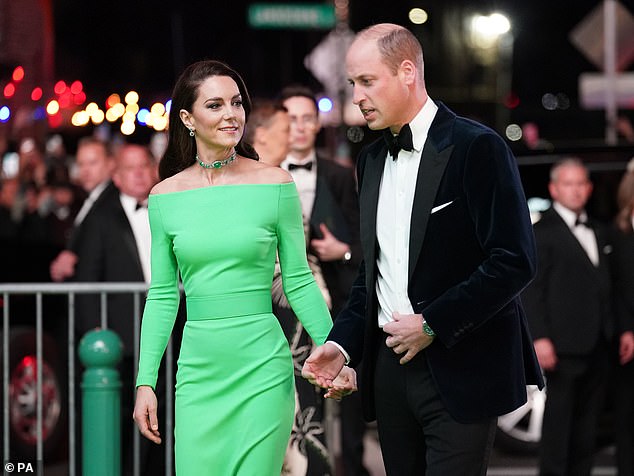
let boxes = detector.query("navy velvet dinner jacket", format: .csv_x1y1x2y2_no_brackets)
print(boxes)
329,102,544,423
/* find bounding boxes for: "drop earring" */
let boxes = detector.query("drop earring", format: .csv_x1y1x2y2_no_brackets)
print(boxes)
189,128,195,137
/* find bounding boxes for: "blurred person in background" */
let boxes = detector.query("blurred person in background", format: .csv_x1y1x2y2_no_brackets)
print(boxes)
73,143,158,475
49,136,116,282
609,158,634,476
280,85,366,476
246,98,333,475
523,158,617,476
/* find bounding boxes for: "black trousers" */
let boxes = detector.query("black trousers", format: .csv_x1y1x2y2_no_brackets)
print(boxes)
539,346,609,476
374,337,496,476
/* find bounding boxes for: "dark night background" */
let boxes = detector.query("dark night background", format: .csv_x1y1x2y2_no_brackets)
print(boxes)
51,0,634,144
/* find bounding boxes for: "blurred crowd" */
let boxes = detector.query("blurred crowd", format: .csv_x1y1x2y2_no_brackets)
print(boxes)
0,132,164,283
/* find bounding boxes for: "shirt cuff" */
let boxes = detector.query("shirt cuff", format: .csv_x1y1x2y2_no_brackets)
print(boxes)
326,340,351,365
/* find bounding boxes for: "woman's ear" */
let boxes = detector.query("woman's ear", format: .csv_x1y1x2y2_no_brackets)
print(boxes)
179,109,193,130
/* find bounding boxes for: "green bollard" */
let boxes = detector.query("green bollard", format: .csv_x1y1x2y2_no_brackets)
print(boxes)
78,328,123,476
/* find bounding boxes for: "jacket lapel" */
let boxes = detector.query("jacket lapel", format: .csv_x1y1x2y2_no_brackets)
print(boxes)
408,143,453,281
408,103,454,281
358,146,387,286
115,203,144,279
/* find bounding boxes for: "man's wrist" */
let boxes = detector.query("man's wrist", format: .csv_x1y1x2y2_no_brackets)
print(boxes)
326,340,351,364
422,319,435,337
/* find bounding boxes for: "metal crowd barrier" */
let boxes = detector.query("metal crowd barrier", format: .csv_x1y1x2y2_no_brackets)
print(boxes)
0,282,175,476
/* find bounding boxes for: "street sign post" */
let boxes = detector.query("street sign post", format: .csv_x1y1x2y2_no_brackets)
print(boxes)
248,3,336,30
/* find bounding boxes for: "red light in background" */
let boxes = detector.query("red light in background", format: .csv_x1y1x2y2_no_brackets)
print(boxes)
70,80,83,95
48,113,63,128
12,66,25,82
3,83,16,98
54,80,67,95
106,94,120,109
73,91,86,105
31,87,43,101
59,90,73,108
504,92,520,109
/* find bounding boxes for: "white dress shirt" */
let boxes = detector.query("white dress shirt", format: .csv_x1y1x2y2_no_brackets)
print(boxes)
553,201,599,267
281,152,317,222
119,193,151,283
376,99,438,327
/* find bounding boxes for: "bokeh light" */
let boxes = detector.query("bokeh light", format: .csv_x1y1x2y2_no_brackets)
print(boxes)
46,100,60,115
54,80,67,95
0,106,11,122
125,91,139,105
31,87,43,101
3,83,16,98
12,66,25,82
318,97,333,113
409,8,428,25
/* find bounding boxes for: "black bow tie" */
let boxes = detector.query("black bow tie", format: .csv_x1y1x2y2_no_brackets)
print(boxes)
136,201,147,210
574,217,589,228
383,124,414,160
288,162,313,172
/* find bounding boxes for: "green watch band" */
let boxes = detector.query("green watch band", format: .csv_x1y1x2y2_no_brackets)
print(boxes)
422,320,435,337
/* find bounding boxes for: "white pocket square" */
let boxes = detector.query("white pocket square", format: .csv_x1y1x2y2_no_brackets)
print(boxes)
431,201,454,214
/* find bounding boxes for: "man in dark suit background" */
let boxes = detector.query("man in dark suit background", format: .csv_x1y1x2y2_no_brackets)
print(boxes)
73,143,159,475
49,136,117,282
279,85,367,475
523,158,624,476
302,23,544,476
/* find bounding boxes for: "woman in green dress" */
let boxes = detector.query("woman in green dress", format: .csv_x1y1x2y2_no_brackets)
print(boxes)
132,60,356,475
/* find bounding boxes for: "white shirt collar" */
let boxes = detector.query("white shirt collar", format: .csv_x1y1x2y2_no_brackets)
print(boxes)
407,98,438,153
283,150,317,168
553,201,587,228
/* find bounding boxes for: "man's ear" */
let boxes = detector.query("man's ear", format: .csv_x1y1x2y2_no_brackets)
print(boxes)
398,60,417,86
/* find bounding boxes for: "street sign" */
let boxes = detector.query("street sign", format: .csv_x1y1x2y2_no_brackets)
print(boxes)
569,0,634,71
248,3,336,30
579,72,634,109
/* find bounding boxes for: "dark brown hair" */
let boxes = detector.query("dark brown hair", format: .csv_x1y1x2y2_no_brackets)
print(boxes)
159,60,258,180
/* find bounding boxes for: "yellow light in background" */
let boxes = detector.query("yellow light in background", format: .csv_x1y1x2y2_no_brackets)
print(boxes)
126,103,140,114
145,113,155,127
123,111,136,123
91,109,105,125
121,121,136,135
150,102,165,116
409,8,428,25
86,102,99,115
111,103,126,118
106,108,119,122
46,100,60,115
72,110,90,127
125,91,139,105
153,115,168,131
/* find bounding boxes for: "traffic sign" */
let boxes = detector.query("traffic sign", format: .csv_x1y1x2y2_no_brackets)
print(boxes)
248,3,336,30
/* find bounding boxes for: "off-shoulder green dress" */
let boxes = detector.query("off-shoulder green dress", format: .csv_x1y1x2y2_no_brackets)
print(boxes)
135,182,333,475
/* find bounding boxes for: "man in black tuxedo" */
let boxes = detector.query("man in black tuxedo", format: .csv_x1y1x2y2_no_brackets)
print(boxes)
279,85,367,475
523,158,619,475
302,23,544,476
50,136,117,282
279,85,361,317
73,143,159,475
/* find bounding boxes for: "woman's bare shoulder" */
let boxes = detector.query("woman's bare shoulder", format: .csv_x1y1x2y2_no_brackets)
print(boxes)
150,171,192,195
243,160,293,184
